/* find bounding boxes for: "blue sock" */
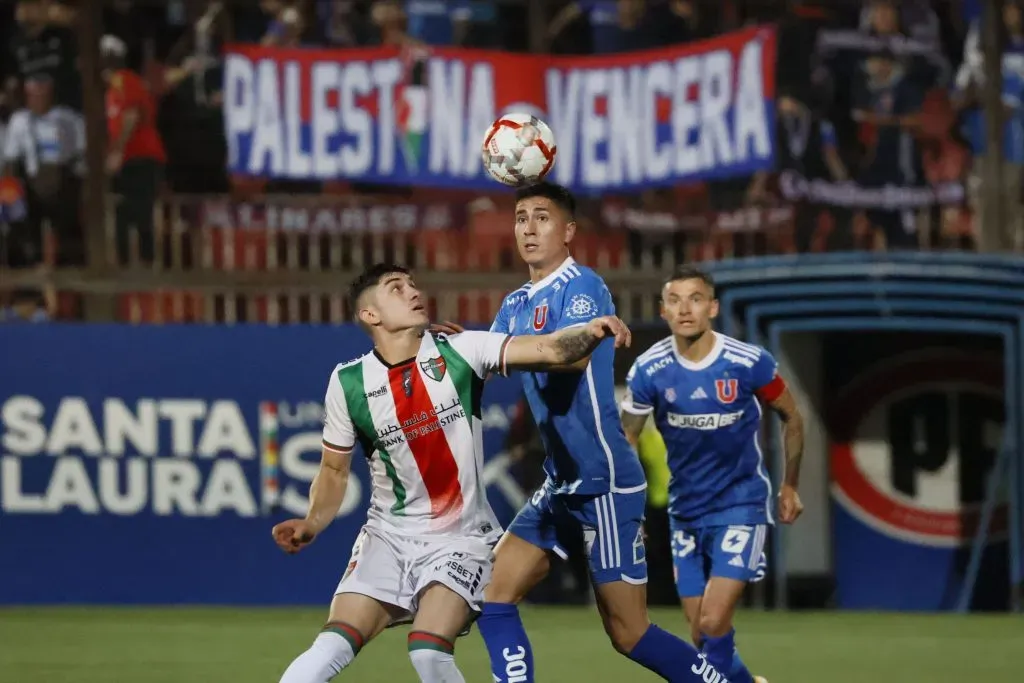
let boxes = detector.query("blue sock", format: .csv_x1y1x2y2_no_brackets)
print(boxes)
629,624,725,682
477,602,534,683
702,630,754,683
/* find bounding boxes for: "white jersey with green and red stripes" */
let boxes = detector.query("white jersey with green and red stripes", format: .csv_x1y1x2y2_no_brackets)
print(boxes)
321,330,511,540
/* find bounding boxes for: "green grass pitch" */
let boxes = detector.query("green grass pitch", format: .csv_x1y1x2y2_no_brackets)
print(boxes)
0,605,1017,682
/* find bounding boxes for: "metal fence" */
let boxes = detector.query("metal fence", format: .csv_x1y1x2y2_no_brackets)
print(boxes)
5,189,1003,324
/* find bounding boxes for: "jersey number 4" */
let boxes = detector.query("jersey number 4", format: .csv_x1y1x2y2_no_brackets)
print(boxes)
721,526,752,554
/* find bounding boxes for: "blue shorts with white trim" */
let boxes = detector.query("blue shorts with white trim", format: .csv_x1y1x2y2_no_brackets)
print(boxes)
670,521,769,598
506,486,648,585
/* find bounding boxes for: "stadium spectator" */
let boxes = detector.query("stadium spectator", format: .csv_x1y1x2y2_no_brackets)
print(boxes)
0,286,53,322
859,0,941,46
1,73,84,267
316,0,376,47
156,5,229,195
955,1,1024,251
262,4,313,48
102,35,166,266
852,48,928,249
6,0,80,109
773,90,852,251
547,0,696,55
102,0,164,73
378,0,500,48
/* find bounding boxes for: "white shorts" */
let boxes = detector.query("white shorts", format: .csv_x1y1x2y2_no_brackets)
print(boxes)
335,525,494,624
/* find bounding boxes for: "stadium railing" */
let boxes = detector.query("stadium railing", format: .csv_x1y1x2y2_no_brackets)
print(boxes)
1,189,1006,324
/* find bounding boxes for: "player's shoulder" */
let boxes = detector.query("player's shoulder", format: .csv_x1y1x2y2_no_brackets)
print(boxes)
334,350,373,374
563,261,606,289
500,282,532,310
431,329,483,348
716,333,772,370
552,261,610,312
629,336,675,377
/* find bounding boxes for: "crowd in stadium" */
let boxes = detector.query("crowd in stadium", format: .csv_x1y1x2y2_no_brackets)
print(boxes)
0,0,1017,322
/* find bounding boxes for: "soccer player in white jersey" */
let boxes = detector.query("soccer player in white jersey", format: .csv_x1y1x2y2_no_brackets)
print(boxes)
619,266,806,683
270,263,632,683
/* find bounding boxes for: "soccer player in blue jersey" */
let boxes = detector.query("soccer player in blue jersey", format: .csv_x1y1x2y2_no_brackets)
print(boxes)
619,265,807,683
471,182,726,683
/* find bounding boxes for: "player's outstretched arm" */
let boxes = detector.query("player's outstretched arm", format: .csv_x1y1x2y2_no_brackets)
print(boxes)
271,446,352,554
503,314,631,370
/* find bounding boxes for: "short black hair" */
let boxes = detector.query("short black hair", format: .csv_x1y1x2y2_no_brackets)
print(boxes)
347,263,411,319
514,181,576,218
665,265,715,295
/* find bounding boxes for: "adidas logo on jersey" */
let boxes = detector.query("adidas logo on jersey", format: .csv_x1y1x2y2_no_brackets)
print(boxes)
690,387,708,399
666,410,744,430
729,555,745,568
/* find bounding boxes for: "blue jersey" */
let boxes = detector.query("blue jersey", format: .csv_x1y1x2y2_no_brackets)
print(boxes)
491,257,646,496
622,332,781,527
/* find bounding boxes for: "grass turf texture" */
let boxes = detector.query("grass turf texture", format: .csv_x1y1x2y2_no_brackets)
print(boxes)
0,606,1016,682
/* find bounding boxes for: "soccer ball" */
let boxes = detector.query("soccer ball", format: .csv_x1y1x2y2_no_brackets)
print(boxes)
481,112,557,186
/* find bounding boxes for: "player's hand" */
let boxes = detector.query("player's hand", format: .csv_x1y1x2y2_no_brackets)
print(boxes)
586,315,632,349
272,519,317,554
778,484,803,524
430,320,465,335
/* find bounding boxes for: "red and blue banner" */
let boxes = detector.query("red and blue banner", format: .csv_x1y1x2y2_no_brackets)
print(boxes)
223,26,777,192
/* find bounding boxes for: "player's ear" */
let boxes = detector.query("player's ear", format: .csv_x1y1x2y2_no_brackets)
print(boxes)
709,297,720,320
356,292,381,329
563,220,577,246
357,306,378,329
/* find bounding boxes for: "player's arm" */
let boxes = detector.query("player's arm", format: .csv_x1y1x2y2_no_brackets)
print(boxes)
305,373,357,535
503,315,631,370
764,386,804,490
619,410,649,449
544,277,618,372
619,359,655,448
273,370,355,553
755,362,805,523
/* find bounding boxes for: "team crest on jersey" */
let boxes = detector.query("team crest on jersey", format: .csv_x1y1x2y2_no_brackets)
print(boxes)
565,293,598,320
715,379,739,404
420,356,447,382
532,303,549,331
665,387,677,401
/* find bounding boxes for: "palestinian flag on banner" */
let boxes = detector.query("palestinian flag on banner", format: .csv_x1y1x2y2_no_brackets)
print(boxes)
396,44,431,174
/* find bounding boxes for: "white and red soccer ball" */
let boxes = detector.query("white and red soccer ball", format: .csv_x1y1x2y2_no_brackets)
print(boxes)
481,112,557,186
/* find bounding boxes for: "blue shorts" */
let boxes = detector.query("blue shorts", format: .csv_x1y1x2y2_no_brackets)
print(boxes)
670,520,769,598
506,486,648,586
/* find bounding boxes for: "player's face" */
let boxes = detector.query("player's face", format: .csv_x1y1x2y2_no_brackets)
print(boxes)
514,196,575,268
661,278,718,340
362,272,429,332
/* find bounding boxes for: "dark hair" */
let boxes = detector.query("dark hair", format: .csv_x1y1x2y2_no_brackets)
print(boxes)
514,181,576,218
347,263,411,319
666,265,715,295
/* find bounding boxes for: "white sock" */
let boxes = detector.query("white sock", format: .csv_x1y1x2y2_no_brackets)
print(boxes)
279,631,356,683
408,648,465,683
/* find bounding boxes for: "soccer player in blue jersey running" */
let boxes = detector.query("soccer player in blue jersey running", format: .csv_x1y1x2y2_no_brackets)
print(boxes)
467,182,727,683
619,265,807,683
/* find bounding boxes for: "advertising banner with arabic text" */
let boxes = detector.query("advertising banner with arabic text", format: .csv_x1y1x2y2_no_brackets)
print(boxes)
223,26,776,193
